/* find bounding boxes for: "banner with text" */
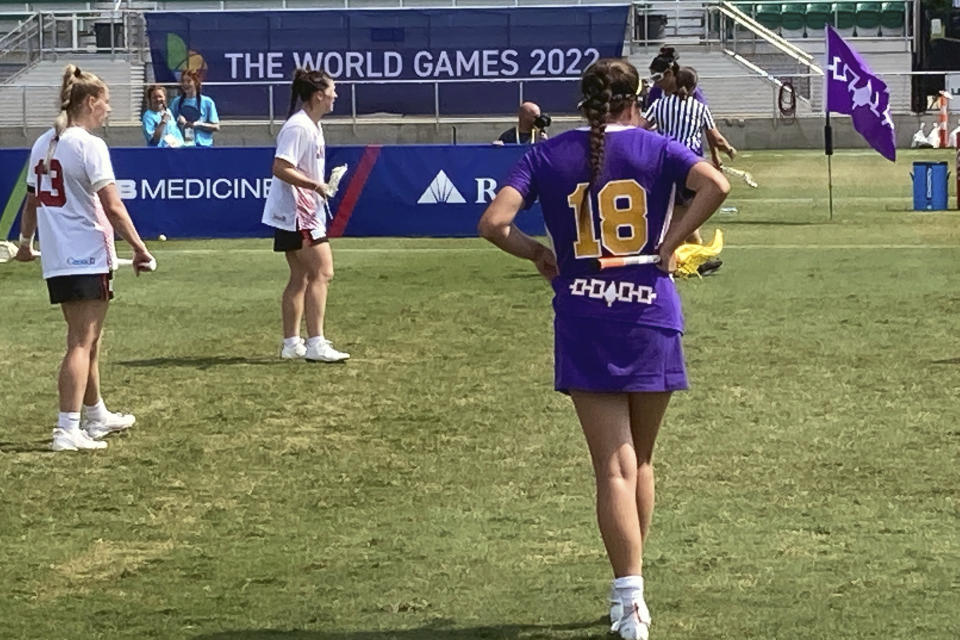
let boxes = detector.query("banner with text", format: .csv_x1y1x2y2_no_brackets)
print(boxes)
143,6,628,117
1,145,544,240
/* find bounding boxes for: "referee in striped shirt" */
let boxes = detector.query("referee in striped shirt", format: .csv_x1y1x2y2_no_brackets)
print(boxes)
640,67,732,164
641,67,734,269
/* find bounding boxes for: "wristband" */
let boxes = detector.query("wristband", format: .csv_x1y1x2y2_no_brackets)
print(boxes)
19,233,34,247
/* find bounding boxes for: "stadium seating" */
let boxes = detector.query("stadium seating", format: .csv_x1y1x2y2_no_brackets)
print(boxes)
832,2,858,36
728,1,901,40
855,2,881,36
780,2,806,38
879,1,905,36
755,3,783,33
805,3,834,34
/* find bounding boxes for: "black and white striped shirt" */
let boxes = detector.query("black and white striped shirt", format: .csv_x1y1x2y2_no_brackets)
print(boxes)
643,94,716,155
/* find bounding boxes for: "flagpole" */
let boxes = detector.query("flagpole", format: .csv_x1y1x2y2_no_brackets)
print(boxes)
824,25,834,222
825,113,834,222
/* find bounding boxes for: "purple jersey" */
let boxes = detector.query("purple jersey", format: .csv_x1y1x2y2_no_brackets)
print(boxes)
504,125,702,332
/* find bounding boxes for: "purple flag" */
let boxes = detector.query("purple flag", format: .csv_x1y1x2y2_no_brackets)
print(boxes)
825,25,896,161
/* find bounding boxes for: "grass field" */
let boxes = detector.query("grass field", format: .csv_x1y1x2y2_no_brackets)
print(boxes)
1,149,959,640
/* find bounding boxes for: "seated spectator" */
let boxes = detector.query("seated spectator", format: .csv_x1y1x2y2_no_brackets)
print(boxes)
494,101,548,145
142,85,184,148
170,70,220,147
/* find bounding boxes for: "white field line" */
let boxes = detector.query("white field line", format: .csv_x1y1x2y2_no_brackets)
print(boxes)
137,244,960,256
728,197,956,204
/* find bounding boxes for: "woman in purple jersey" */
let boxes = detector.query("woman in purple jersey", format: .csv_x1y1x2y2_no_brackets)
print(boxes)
646,46,706,107
479,59,728,640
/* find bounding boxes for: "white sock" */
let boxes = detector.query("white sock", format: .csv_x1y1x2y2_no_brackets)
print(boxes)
614,575,645,605
57,411,81,430
306,335,324,348
83,398,108,421
283,336,302,349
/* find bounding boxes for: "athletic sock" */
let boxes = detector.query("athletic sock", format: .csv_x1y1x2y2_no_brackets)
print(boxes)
83,398,108,422
57,412,81,431
283,336,302,349
306,335,324,348
614,575,645,606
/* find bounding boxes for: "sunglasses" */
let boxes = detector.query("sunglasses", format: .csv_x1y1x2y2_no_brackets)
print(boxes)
648,72,665,83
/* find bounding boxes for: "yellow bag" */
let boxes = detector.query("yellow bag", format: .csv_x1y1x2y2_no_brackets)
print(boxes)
674,229,723,278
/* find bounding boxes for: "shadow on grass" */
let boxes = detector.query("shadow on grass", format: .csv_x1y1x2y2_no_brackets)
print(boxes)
117,357,288,369
930,356,960,365
194,619,604,640
0,439,53,454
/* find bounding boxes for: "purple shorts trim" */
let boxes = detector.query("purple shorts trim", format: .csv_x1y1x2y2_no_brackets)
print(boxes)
554,315,688,394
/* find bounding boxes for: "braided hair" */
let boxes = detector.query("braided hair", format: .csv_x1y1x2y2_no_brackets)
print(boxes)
675,66,698,101
577,59,639,233
288,68,333,118
45,64,107,171
578,59,640,187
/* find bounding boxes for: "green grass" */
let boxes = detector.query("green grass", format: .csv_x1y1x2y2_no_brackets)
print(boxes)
1,149,959,640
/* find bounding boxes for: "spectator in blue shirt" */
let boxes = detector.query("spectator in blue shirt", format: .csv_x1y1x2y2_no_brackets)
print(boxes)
141,85,184,148
170,70,221,147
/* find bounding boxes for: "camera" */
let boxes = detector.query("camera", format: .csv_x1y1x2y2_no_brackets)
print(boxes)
533,113,552,130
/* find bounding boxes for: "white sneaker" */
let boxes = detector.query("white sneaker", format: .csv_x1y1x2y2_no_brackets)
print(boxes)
52,427,108,451
280,338,307,360
614,598,651,640
609,584,623,630
305,339,349,363
82,410,135,440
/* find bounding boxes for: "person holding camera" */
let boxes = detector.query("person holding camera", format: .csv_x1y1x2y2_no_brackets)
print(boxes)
141,85,184,148
495,101,550,144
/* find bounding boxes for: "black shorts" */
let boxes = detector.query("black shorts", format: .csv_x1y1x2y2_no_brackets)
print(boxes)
47,273,114,304
273,228,329,253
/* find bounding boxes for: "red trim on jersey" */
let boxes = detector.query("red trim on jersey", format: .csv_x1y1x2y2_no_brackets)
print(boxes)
328,145,381,238
294,186,319,230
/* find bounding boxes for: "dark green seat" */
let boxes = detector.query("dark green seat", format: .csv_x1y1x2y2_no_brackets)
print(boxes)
805,3,833,32
832,2,857,33
755,3,783,32
732,1,756,17
855,2,881,36
780,2,806,37
879,1,905,35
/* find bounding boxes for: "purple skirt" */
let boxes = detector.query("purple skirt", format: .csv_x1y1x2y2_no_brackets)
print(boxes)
554,314,688,394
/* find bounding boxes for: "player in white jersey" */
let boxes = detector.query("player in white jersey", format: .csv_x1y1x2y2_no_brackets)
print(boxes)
16,64,155,451
261,68,349,363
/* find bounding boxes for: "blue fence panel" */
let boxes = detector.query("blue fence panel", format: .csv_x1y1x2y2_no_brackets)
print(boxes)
1,145,545,240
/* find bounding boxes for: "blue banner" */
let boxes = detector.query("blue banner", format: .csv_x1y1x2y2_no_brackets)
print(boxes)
143,7,628,117
1,145,544,240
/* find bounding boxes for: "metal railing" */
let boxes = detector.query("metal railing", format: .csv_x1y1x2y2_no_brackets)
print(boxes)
2,69,949,133
710,1,823,105
0,1,936,129
0,10,145,70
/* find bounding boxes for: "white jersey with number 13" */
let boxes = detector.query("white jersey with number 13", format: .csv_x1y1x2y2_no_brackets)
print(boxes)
27,127,118,279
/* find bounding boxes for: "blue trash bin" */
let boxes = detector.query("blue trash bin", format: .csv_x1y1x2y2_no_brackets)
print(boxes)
911,161,949,211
